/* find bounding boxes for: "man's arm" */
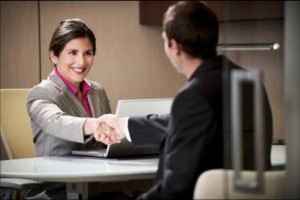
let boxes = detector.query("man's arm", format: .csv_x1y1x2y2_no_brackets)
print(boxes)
94,114,169,146
128,114,169,146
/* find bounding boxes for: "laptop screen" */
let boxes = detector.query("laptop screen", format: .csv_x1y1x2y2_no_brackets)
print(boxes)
115,98,173,117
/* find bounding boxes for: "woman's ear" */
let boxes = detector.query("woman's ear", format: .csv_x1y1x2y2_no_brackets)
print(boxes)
49,51,58,65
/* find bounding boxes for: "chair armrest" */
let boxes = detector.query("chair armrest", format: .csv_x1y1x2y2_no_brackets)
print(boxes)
0,178,41,190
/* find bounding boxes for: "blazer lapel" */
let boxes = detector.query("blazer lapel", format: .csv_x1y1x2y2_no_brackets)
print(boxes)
86,85,102,117
48,72,88,117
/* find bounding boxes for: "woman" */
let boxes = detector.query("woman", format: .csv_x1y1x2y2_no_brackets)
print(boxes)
26,18,134,199
25,18,111,199
26,18,111,157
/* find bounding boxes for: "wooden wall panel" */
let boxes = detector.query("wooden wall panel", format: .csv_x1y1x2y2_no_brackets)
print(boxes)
139,1,178,25
219,20,284,142
139,1,283,25
0,1,39,88
39,1,185,112
208,1,283,21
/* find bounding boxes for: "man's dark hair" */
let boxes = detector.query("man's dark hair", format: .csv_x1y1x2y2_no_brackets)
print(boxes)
163,1,219,59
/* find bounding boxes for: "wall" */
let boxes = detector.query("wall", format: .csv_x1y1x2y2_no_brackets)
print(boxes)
218,20,284,142
0,1,185,113
0,1,40,88
0,1,283,141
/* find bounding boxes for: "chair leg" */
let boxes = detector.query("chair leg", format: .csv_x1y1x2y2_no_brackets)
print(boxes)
0,188,14,200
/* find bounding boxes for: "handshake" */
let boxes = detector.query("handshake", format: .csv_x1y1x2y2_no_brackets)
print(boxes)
84,114,129,145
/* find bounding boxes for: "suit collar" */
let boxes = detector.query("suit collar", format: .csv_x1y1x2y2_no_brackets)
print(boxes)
189,55,230,81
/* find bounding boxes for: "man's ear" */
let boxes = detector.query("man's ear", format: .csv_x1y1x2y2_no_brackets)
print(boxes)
170,39,182,55
49,51,58,64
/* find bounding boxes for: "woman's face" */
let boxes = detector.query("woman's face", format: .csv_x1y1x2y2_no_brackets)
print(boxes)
50,37,94,88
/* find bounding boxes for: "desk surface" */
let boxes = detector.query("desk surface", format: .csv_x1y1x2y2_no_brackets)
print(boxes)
0,145,285,183
0,156,158,182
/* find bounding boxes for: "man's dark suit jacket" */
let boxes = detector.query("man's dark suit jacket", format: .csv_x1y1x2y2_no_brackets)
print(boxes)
128,55,273,200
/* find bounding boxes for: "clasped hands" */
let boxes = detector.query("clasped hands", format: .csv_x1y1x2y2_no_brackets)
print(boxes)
85,114,128,145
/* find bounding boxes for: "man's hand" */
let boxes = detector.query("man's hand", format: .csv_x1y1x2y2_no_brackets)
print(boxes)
93,114,128,145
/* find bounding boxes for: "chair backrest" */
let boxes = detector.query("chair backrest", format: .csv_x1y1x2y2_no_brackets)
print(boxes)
0,89,35,158
0,128,13,160
193,169,286,199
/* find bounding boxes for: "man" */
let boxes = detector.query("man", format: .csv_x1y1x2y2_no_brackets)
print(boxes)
95,1,273,199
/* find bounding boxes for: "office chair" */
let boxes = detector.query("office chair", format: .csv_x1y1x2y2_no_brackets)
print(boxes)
193,169,286,199
192,70,285,199
0,89,36,158
0,128,41,200
0,89,42,200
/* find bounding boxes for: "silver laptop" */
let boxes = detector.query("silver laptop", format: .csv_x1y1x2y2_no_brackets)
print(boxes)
72,98,173,158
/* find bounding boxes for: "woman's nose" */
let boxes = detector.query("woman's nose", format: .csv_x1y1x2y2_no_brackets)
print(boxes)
76,54,85,65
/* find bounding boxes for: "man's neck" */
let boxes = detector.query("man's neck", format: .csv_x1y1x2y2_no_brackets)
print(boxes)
183,58,203,79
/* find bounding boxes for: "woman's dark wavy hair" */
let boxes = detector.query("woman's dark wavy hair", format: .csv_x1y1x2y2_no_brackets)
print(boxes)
49,18,96,57
163,1,219,60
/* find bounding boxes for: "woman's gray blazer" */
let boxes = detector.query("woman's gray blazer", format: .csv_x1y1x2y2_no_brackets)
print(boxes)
26,71,111,157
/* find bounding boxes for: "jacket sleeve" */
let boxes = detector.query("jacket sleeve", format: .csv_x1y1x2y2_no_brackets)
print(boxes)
26,85,89,143
128,114,169,145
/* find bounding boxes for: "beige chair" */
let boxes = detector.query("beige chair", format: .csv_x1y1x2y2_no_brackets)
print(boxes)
1,128,41,200
193,169,286,199
0,89,41,200
0,89,35,158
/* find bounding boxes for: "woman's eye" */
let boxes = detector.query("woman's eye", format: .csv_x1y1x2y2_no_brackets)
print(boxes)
69,50,77,55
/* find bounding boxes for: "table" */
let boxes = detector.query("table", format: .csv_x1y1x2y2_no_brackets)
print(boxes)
0,145,286,199
0,156,158,199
